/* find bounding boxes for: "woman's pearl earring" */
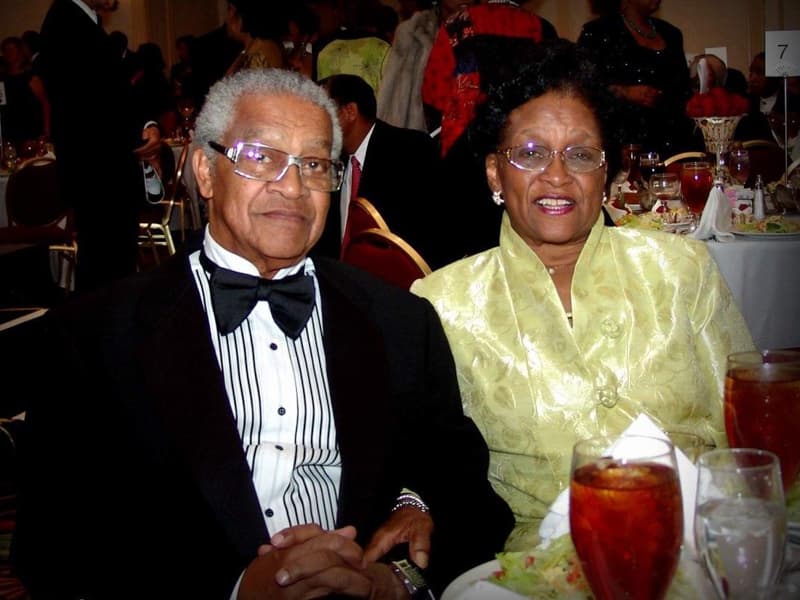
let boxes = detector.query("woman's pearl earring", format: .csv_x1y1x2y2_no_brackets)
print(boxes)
492,190,504,206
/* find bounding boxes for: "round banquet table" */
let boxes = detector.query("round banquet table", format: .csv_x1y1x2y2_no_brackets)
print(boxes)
705,234,800,350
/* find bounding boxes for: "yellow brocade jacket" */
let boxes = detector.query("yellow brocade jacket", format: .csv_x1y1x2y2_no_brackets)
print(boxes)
411,213,755,551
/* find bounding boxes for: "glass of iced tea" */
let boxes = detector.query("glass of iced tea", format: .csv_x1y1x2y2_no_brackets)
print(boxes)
569,435,683,600
725,349,800,493
680,161,714,217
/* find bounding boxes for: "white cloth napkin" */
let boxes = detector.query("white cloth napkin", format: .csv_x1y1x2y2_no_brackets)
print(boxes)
688,186,735,241
453,580,527,600
538,414,699,556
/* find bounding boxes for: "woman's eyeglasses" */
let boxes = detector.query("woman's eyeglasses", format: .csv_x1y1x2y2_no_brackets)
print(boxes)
497,142,606,174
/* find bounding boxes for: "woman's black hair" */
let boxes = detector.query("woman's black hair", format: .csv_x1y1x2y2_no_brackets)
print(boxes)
468,38,624,185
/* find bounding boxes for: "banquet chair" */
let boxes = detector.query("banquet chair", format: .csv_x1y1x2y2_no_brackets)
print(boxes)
137,142,188,267
0,156,77,293
663,151,708,175
341,227,431,289
340,196,389,259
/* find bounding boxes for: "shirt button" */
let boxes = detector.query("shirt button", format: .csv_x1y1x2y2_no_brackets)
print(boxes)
265,508,274,517
278,407,286,416
275,445,284,451
596,386,619,408
270,342,278,350
600,318,622,339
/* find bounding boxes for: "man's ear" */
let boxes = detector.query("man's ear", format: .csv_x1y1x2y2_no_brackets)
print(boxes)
193,147,214,200
339,101,358,124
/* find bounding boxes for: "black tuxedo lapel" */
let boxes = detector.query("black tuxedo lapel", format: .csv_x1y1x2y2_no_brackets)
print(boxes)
316,264,393,534
133,257,268,558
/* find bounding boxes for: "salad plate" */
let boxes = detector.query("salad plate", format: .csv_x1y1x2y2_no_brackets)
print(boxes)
441,548,715,600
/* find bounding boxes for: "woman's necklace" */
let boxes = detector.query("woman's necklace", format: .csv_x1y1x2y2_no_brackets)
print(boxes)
545,262,576,276
622,13,658,40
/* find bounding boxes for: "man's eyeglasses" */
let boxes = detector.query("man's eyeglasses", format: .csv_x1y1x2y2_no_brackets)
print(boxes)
208,141,344,192
497,142,606,174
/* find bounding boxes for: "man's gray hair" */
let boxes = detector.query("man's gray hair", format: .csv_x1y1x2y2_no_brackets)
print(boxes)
194,68,342,165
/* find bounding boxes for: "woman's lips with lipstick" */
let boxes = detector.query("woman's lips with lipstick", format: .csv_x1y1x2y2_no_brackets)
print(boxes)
534,196,575,215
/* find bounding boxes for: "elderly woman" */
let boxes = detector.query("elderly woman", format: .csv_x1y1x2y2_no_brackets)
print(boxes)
411,39,755,552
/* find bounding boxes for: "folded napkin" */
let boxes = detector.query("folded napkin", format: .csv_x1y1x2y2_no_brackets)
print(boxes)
454,580,527,600
538,414,699,556
688,186,734,241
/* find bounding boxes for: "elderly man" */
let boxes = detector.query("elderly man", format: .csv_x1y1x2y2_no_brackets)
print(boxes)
10,68,512,598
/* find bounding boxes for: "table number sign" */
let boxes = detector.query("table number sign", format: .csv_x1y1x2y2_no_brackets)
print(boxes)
765,30,800,77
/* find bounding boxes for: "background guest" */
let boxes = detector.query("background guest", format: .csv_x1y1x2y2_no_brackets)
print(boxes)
38,0,162,292
578,0,697,157
224,0,287,75
0,36,48,150
316,73,448,268
412,39,754,552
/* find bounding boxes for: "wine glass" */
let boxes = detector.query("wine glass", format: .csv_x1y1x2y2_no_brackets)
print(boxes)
649,172,682,208
680,161,714,218
176,97,196,141
640,151,662,186
570,435,683,600
728,147,751,186
724,349,800,493
695,448,786,599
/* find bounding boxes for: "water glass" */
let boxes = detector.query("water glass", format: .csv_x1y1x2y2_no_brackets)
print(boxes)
695,448,787,599
570,435,683,600
649,172,682,206
640,151,662,185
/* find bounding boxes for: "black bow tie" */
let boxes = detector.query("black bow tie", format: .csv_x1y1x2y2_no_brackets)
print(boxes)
199,251,316,339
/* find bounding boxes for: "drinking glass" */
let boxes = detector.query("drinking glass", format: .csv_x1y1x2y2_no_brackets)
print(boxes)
695,448,787,599
724,349,800,493
570,435,683,600
640,151,662,185
649,172,682,207
680,161,714,217
728,147,751,186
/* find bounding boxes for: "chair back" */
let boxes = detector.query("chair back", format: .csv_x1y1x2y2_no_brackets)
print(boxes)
663,151,708,175
341,228,431,289
340,196,389,259
137,142,190,266
1,156,77,293
6,157,67,228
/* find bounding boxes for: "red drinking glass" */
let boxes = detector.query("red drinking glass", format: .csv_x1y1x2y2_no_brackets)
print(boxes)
680,161,714,217
570,435,683,600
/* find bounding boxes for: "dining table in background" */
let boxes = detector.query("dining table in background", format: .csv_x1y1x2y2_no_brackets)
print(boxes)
706,234,800,350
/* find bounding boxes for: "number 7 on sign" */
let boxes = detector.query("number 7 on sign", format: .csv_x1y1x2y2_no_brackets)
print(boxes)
765,30,800,77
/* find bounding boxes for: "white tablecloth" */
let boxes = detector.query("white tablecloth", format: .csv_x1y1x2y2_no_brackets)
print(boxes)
706,236,800,350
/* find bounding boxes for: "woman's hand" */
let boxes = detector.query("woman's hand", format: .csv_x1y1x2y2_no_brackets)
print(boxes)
612,84,663,107
364,507,434,569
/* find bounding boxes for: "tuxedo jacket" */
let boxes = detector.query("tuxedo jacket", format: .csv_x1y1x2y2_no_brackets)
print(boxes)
316,120,456,269
11,253,513,598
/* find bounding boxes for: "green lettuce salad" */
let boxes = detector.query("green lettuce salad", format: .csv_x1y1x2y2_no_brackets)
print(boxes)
488,535,700,599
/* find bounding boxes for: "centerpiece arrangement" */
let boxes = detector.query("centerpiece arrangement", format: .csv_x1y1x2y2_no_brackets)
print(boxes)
685,88,749,185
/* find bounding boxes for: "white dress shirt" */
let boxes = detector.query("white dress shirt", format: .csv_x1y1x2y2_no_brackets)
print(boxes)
190,229,341,537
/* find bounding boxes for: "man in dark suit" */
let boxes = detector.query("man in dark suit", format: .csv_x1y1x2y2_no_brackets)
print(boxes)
38,0,162,292
316,74,457,269
11,67,512,598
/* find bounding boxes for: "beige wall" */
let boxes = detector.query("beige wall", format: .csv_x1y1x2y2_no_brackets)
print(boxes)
2,0,798,75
